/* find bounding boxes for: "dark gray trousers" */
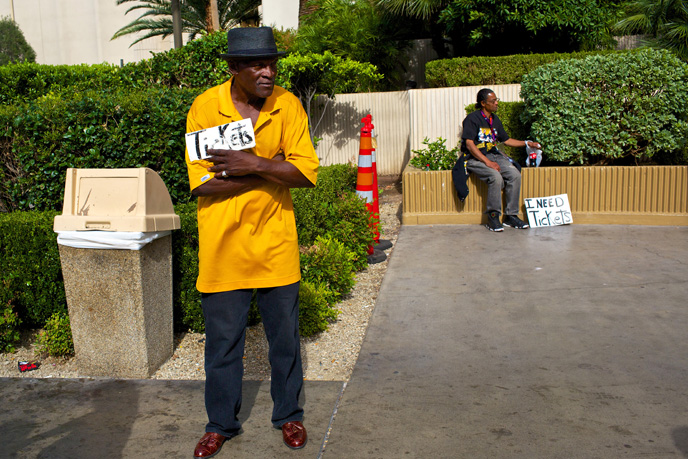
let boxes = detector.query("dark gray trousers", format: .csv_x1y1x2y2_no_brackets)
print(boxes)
466,152,522,215
202,282,303,437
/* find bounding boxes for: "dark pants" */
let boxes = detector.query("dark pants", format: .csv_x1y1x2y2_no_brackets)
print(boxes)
202,282,304,437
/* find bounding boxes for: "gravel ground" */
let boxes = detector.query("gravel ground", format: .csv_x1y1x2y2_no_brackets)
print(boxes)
1,180,402,382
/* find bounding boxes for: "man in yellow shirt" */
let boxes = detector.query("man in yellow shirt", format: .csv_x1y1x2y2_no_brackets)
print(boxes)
186,27,318,457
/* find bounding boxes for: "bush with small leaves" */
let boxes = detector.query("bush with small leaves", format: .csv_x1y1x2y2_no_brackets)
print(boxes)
300,235,357,302
37,312,74,357
409,137,459,171
298,280,339,337
292,163,374,270
520,49,688,165
0,210,65,326
0,296,21,353
0,16,36,66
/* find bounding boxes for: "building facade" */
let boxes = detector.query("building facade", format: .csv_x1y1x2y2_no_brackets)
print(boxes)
0,0,300,66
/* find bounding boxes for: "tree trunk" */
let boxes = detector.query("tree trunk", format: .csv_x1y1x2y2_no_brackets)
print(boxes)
298,0,318,27
205,0,220,32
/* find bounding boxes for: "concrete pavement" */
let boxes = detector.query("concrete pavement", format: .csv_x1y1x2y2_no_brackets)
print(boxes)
325,224,688,458
2,224,688,458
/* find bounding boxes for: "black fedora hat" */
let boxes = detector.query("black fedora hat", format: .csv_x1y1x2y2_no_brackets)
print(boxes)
219,27,286,59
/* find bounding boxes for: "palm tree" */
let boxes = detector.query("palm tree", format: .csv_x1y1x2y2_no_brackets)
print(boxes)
375,0,448,19
614,0,688,59
112,0,261,46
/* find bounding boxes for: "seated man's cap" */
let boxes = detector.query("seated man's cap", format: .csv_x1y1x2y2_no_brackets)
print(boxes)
219,26,286,59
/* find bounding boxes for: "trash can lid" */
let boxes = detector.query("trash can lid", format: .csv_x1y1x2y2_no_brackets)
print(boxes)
53,168,181,232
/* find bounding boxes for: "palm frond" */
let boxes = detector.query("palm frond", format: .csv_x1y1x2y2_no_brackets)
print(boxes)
112,18,176,46
376,0,446,20
613,13,654,35
111,0,261,46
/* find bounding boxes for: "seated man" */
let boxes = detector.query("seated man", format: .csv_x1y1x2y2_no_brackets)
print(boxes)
461,88,541,232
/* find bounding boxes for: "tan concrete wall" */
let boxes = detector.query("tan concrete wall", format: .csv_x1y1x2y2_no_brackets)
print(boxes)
261,0,299,30
0,0,173,65
402,165,688,226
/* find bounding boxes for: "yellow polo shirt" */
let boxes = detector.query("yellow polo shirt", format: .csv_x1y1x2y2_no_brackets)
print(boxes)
185,78,319,292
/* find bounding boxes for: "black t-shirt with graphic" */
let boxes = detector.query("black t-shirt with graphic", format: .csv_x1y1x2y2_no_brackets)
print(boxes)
460,110,509,156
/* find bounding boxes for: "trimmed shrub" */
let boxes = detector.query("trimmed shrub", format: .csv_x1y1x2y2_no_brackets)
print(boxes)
300,236,357,301
277,51,383,100
520,49,688,165
0,31,380,106
298,280,339,337
292,163,374,270
0,63,123,105
0,210,65,327
118,31,229,90
0,87,196,212
0,293,21,353
0,32,227,105
426,50,627,88
36,312,74,357
172,202,203,332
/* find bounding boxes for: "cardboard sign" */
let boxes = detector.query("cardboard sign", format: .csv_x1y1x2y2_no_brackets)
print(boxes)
186,119,256,162
524,194,573,228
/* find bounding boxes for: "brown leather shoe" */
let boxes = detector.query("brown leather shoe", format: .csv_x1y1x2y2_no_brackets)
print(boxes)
194,432,226,458
281,421,307,449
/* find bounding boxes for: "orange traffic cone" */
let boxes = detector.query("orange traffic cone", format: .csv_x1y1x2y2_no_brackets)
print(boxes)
356,115,386,264
370,125,393,251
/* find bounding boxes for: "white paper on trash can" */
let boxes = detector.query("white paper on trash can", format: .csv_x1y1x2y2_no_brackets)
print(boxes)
56,230,171,250
186,118,256,162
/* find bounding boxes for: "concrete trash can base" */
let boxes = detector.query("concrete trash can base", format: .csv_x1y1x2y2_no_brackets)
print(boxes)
58,237,173,378
54,168,180,378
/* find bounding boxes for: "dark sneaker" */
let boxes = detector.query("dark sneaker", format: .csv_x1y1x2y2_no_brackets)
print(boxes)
485,211,504,232
503,215,530,229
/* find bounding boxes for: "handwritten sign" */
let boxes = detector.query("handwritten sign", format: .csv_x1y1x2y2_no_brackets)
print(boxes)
186,118,256,162
524,194,573,228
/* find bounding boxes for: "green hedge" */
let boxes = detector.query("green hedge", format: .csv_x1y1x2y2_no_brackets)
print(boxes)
520,49,688,165
0,210,65,328
0,30,375,105
425,50,626,88
37,312,74,357
117,30,230,91
172,202,202,333
300,235,357,302
0,297,21,353
0,63,124,105
298,280,339,337
0,164,374,351
0,31,228,105
292,163,374,271
0,87,196,212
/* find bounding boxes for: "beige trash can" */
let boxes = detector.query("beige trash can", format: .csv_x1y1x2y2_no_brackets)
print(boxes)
54,168,181,378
